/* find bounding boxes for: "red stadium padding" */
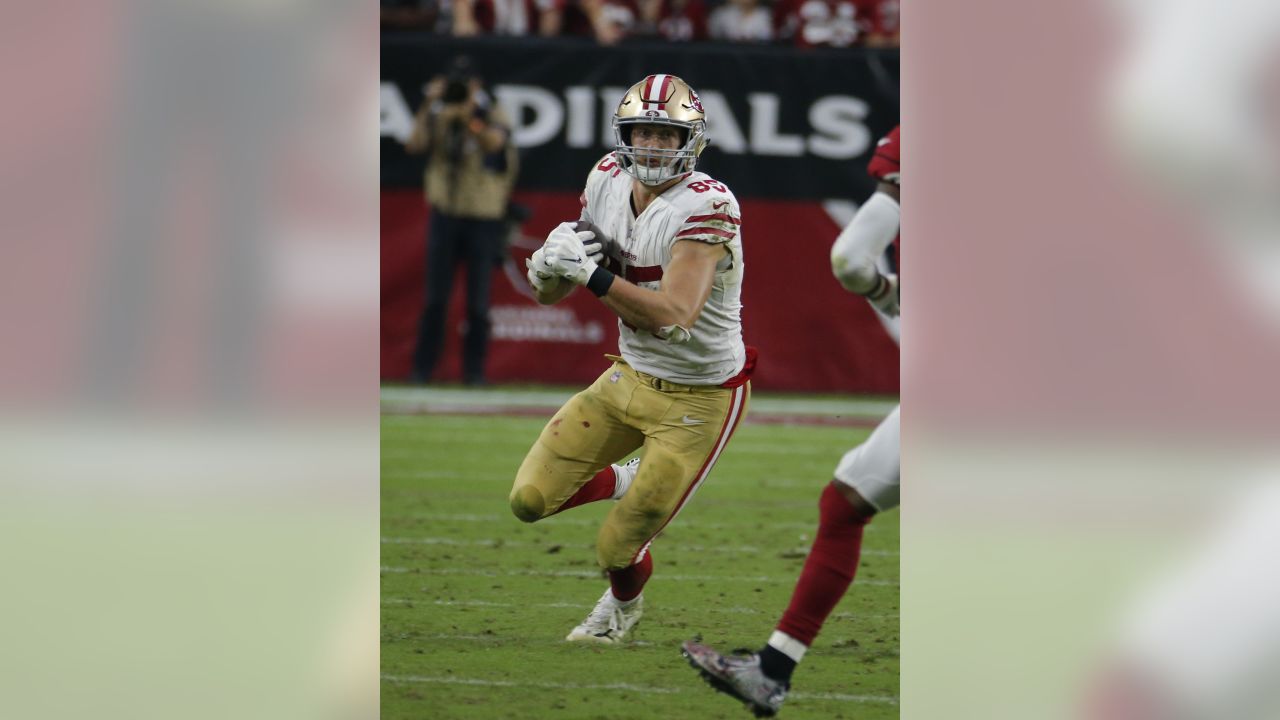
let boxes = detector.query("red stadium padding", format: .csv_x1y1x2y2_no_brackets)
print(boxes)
381,189,899,394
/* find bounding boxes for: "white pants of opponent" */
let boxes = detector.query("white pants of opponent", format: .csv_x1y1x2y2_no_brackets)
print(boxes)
833,404,900,512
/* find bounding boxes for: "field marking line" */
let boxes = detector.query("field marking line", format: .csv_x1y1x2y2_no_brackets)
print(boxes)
381,674,898,705
380,597,899,620
380,386,897,417
380,535,898,557
382,674,683,694
382,439,855,456
383,598,585,609
382,472,869,491
382,488,834,509
384,512,888,534
380,566,898,586
384,408,883,427
389,633,655,646
373,387,906,414
380,470,470,480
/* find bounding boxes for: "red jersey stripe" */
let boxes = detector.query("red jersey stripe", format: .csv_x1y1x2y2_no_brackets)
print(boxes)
675,226,736,240
683,213,741,225
623,264,663,283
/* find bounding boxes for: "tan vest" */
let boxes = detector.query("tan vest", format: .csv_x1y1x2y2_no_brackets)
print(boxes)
423,105,518,220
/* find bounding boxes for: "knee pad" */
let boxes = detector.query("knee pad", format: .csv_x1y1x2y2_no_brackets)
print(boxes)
509,485,546,523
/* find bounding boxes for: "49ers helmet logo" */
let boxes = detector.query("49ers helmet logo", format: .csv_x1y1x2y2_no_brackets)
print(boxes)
685,89,704,114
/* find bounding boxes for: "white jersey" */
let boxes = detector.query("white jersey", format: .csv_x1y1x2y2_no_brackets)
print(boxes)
581,153,746,385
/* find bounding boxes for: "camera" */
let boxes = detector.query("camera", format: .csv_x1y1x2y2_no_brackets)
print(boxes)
442,76,470,104
441,55,477,105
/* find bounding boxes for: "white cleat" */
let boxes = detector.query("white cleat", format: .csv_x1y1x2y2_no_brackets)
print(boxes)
566,588,643,644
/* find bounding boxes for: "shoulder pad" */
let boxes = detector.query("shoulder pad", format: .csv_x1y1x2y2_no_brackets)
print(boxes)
671,183,741,245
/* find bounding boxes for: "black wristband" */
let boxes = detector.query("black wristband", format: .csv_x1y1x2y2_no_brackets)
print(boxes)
586,266,615,297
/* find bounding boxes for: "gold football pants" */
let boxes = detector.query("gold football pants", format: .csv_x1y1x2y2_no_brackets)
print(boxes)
510,357,750,570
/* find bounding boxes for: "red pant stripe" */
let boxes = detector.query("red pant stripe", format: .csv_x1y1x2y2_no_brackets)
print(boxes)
630,383,748,563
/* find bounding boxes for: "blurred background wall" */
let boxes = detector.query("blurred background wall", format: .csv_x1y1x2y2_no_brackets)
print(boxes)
380,36,901,393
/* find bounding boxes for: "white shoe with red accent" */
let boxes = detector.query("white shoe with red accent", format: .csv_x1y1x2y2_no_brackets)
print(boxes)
565,588,643,644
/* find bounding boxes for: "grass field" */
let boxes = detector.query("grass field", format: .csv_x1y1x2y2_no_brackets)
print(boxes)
382,411,900,719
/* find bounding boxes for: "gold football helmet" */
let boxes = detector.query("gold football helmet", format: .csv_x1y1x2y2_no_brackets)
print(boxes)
612,74,709,186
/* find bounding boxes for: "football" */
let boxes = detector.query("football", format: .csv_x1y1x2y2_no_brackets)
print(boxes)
573,219,612,258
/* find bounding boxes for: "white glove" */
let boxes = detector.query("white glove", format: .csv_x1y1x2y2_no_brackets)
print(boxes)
542,222,600,286
525,247,560,294
867,273,900,317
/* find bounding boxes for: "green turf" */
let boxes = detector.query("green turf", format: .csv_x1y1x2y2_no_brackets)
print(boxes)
382,414,900,719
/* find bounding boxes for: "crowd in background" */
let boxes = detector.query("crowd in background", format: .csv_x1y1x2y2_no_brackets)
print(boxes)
382,0,899,47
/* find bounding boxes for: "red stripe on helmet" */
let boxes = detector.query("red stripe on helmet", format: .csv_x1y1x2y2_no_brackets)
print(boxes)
641,75,656,104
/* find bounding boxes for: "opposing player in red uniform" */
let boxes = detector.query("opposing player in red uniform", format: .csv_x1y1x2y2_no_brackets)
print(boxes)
682,125,901,717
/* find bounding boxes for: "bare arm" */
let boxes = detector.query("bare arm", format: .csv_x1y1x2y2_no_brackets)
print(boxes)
581,0,624,44
405,104,432,155
469,117,508,155
405,77,445,155
538,7,563,36
466,80,508,154
452,0,480,36
601,240,725,333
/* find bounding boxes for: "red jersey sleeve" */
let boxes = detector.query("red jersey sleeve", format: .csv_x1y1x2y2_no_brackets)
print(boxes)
866,125,901,185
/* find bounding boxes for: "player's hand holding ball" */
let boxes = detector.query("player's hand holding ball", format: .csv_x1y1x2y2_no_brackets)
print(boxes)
525,247,560,294
543,222,602,285
526,221,605,293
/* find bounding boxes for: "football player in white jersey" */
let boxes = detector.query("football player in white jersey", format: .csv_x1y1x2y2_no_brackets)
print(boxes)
507,74,755,645
683,125,902,716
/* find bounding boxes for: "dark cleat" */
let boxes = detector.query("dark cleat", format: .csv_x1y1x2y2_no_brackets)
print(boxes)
682,640,788,717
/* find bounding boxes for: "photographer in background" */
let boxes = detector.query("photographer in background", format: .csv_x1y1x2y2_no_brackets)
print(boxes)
404,57,518,386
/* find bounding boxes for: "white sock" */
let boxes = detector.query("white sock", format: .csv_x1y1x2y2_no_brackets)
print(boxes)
767,630,809,663
611,462,637,500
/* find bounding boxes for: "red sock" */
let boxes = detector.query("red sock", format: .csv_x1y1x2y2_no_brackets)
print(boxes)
775,483,871,645
551,466,617,516
608,552,653,602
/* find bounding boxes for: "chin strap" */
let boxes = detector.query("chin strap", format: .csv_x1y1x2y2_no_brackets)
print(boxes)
620,147,696,186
